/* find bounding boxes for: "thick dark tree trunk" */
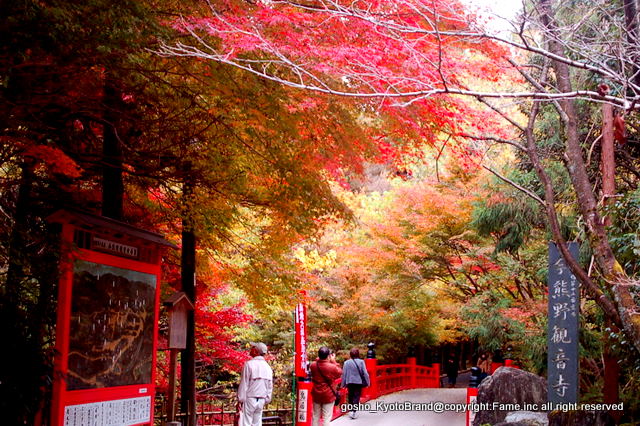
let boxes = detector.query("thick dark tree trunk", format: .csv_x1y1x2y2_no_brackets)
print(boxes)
180,169,197,426
2,162,41,424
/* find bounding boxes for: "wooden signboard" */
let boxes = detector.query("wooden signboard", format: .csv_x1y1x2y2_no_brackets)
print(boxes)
48,210,174,426
164,292,194,350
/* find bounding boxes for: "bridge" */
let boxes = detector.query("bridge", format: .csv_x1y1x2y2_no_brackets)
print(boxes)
331,388,467,426
156,358,479,425
325,358,469,426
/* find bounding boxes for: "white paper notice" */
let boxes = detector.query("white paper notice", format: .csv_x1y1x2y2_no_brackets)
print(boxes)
63,396,151,426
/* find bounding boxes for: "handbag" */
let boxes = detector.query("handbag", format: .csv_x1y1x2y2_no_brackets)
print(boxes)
354,359,369,387
317,364,341,405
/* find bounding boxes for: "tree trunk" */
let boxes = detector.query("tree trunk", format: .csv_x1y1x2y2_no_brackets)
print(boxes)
3,162,43,424
539,0,640,355
102,78,124,221
623,0,640,87
601,101,621,410
180,169,197,426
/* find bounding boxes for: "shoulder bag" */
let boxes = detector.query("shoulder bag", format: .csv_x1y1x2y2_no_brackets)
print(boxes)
354,359,369,387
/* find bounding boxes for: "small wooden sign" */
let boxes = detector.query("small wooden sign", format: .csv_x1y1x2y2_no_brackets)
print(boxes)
164,292,194,349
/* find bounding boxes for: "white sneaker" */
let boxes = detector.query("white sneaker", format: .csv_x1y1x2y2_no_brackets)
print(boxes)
349,411,357,419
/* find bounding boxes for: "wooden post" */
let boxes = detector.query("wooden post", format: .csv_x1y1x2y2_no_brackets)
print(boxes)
164,291,195,426
602,102,615,204
168,349,178,422
601,99,621,413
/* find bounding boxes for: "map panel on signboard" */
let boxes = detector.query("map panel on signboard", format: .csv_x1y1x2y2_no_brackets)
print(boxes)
67,260,156,390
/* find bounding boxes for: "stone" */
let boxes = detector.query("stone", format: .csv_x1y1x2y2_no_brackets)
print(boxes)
547,410,615,426
493,410,548,425
473,367,547,426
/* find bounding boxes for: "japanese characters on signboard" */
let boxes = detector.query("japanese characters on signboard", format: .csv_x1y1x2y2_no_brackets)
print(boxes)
295,303,308,378
547,242,579,405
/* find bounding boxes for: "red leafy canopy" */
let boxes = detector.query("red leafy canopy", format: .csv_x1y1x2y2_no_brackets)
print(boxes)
196,303,253,369
22,144,83,178
175,0,511,162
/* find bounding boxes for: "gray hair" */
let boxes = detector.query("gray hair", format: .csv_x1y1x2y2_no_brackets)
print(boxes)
252,342,268,355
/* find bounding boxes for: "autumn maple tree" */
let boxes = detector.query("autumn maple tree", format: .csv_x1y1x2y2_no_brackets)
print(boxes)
0,0,392,422
6,0,640,422
160,0,640,358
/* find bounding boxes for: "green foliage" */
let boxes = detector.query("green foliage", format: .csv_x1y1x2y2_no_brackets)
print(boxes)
1,0,372,422
1,0,168,422
460,291,526,353
473,200,539,253
607,189,640,276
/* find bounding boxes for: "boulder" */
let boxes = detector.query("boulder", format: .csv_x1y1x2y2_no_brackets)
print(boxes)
493,411,549,426
473,367,547,426
547,410,615,426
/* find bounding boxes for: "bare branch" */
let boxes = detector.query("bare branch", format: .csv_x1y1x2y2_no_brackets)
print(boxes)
481,164,545,206
458,133,527,152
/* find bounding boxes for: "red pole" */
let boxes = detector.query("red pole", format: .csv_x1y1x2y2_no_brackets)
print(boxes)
295,379,313,426
294,299,312,426
50,224,75,426
466,387,478,426
294,302,308,377
407,357,417,389
365,358,378,399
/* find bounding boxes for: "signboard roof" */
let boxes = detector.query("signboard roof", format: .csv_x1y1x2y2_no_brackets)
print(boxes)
48,209,177,248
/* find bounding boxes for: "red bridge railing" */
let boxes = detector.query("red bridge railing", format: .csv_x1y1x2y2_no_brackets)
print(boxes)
332,357,440,419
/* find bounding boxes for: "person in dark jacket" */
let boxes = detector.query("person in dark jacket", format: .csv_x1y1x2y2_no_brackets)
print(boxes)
310,347,342,426
341,348,370,419
445,353,459,388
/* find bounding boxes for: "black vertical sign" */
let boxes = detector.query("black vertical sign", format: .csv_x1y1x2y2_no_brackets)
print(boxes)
547,242,580,405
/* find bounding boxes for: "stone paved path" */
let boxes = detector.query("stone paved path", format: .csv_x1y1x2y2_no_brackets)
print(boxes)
330,388,468,426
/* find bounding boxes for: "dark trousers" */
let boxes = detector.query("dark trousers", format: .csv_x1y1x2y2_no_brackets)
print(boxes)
347,384,363,409
447,374,458,386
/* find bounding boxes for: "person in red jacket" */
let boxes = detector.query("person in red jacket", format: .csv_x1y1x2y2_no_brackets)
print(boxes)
310,347,342,426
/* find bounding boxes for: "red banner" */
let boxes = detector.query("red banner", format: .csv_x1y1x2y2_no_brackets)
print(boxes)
294,303,308,377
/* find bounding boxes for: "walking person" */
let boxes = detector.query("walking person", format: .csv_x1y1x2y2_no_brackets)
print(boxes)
341,348,370,419
445,353,459,388
478,352,492,383
237,343,273,426
310,347,342,426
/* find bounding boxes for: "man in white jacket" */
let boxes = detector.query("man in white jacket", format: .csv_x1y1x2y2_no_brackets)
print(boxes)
237,342,273,426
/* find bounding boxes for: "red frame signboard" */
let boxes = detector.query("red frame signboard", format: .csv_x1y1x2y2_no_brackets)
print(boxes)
294,302,308,378
49,210,173,426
